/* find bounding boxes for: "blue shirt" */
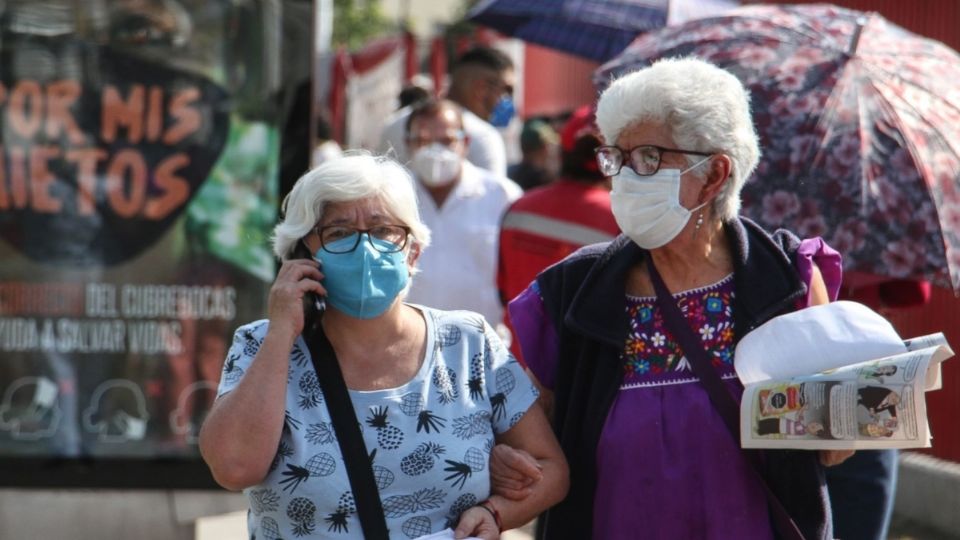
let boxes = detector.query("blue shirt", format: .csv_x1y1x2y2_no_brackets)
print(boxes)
217,305,538,539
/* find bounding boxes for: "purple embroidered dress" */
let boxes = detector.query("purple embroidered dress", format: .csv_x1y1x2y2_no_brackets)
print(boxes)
598,276,771,539
509,238,841,539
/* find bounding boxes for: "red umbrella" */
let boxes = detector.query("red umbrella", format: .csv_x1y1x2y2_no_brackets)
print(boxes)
596,3,960,291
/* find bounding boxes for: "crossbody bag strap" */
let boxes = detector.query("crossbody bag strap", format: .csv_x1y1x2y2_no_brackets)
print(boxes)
647,260,805,540
303,321,390,540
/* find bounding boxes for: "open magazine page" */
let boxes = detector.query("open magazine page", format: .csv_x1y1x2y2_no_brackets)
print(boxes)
741,345,952,449
904,333,951,390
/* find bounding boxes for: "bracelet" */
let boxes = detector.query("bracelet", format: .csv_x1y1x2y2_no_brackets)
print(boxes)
477,500,503,532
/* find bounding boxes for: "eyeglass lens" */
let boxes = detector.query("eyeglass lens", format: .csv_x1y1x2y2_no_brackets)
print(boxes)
596,146,711,176
596,146,665,176
319,226,408,253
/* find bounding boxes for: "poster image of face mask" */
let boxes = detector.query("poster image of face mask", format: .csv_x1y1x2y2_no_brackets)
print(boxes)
83,379,150,443
169,380,217,444
0,44,230,268
0,376,62,440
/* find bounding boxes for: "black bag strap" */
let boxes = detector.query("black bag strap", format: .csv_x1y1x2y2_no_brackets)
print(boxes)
647,259,806,540
303,321,390,540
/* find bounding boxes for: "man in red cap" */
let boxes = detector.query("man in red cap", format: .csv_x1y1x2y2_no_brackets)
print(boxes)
497,105,621,360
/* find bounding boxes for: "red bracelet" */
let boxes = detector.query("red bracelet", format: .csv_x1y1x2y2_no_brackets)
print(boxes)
478,500,503,531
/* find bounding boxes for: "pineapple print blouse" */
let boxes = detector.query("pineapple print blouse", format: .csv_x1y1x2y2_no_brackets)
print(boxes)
217,305,539,539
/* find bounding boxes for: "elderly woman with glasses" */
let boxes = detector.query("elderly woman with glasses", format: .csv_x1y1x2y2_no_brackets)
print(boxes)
496,58,852,539
200,152,568,540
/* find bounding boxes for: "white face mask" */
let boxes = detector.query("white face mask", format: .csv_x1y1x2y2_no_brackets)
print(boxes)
410,143,461,187
610,156,711,249
112,411,147,440
32,377,58,412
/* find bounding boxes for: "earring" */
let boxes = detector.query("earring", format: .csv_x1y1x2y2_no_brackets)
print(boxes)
694,211,704,237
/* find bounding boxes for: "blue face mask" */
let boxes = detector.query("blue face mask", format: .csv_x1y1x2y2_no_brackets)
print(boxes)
489,95,515,128
315,234,410,319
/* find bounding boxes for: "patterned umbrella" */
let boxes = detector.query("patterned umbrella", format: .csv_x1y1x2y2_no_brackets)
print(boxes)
467,0,736,62
596,4,960,291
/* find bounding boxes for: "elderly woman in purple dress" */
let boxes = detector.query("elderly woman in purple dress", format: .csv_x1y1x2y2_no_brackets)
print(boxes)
494,58,854,539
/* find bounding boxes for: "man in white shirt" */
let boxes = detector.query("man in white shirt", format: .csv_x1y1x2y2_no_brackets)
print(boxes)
379,46,514,176
403,98,522,328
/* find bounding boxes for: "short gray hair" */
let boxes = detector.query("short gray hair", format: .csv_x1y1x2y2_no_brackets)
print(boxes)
273,151,431,261
595,57,760,220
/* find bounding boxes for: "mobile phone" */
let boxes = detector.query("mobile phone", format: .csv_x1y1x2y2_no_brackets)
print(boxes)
291,242,325,327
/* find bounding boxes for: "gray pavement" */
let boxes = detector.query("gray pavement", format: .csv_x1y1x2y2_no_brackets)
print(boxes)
2,451,957,539
888,452,960,539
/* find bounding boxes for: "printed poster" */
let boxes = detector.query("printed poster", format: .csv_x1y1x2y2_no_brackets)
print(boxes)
0,1,278,462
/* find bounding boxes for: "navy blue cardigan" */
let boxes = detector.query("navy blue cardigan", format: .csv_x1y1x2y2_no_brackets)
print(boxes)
534,217,830,540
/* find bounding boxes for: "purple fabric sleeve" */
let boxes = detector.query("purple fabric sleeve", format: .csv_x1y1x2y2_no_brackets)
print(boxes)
507,284,559,390
795,237,843,306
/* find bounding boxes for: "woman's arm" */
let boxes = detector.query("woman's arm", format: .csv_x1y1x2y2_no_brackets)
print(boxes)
807,264,831,306
455,403,569,538
488,370,555,500
199,258,325,490
486,286,562,501
199,326,296,490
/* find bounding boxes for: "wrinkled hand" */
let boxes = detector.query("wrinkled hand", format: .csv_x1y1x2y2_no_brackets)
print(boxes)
268,258,325,337
454,506,499,540
819,449,855,466
490,444,542,500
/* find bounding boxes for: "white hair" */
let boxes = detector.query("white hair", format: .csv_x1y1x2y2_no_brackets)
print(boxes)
595,57,760,220
272,151,431,261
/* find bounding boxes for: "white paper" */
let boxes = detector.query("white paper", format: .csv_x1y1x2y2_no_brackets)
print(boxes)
734,301,907,385
413,528,481,540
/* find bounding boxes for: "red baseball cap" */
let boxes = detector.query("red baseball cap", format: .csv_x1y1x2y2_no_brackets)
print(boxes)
560,105,600,153
560,105,603,177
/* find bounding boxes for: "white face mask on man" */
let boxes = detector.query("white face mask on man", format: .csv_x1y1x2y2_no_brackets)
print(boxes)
610,156,712,249
410,143,461,187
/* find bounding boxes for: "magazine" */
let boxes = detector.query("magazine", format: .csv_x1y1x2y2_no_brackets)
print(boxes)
734,302,954,450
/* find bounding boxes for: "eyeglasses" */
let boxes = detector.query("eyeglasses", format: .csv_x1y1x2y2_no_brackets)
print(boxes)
315,225,411,254
594,145,713,177
406,130,465,148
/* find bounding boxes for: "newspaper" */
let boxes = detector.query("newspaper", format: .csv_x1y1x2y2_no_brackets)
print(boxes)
734,302,954,450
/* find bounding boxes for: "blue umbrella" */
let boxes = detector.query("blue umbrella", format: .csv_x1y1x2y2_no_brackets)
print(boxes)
467,0,671,62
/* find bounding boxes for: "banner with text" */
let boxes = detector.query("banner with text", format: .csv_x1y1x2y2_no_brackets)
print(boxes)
0,2,278,461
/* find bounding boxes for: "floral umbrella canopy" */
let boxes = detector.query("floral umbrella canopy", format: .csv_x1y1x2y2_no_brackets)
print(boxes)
596,3,960,291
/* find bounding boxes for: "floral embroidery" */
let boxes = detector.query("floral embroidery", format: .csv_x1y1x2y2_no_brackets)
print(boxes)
699,325,715,340
621,276,736,385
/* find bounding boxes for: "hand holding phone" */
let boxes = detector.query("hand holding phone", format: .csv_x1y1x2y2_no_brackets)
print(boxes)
290,242,326,329
268,242,326,335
